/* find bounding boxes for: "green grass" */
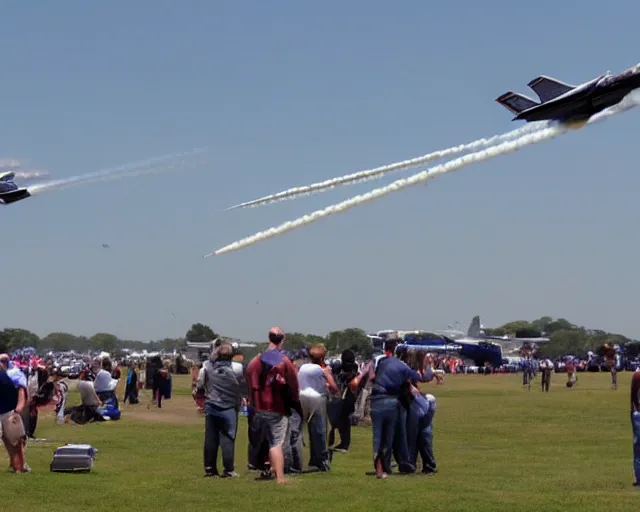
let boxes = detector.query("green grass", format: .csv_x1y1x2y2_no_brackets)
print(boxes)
2,372,638,511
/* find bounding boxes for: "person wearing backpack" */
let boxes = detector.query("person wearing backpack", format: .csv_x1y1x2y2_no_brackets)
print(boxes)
196,343,243,478
245,327,302,484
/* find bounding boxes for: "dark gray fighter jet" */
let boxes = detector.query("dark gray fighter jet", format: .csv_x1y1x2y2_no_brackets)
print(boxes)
0,172,31,205
496,63,640,128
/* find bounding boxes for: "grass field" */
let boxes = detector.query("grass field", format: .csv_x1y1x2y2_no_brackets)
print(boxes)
2,372,638,511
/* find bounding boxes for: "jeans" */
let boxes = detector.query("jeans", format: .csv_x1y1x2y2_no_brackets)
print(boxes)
632,411,640,483
371,395,400,473
392,403,412,470
204,404,238,474
303,399,329,469
407,401,436,472
284,410,303,472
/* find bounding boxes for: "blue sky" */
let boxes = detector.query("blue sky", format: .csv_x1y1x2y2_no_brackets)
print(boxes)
2,1,640,342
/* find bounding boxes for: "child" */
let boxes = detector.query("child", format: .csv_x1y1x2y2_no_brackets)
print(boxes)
410,388,437,475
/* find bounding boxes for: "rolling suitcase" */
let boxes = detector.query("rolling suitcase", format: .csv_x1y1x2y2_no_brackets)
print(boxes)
50,444,98,473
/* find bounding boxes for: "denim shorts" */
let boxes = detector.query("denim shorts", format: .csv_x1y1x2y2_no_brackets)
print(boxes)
254,411,289,448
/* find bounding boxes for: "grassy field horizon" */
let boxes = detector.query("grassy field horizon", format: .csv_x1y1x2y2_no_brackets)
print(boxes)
2,372,638,511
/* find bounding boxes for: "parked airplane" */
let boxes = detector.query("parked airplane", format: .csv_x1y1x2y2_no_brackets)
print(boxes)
496,62,640,127
369,328,504,367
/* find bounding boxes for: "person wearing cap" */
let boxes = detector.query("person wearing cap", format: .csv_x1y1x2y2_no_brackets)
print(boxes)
0,354,30,472
630,368,640,486
245,327,302,484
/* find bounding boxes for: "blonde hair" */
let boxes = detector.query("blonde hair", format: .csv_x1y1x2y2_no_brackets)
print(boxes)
309,344,327,364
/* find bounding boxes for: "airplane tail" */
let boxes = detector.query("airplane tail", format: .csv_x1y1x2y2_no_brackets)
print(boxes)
495,92,539,115
467,315,481,338
527,76,575,103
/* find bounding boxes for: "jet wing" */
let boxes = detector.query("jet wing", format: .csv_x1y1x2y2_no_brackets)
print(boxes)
0,188,31,205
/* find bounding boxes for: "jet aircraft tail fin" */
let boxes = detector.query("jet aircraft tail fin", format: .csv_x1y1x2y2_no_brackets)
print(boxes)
467,316,481,338
495,91,539,115
527,76,575,103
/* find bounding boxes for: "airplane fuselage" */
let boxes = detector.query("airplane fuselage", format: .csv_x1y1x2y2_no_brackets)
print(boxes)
515,66,640,123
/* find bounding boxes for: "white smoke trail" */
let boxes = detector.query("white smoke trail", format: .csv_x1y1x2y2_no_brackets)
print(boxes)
14,170,50,181
0,159,21,170
208,98,637,257
224,122,549,211
28,148,207,196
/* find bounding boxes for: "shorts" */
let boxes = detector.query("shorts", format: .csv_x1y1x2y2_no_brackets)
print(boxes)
253,411,289,448
0,411,26,446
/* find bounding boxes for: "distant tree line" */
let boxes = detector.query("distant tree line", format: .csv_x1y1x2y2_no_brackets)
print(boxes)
0,322,374,359
485,316,638,359
0,317,637,360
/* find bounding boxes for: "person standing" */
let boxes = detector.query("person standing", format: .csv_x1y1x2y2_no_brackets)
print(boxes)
0,354,30,473
298,344,338,471
245,327,302,484
540,358,552,392
197,343,243,478
631,368,640,487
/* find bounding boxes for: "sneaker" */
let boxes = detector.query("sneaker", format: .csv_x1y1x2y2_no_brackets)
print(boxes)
9,464,31,473
221,471,239,478
204,467,218,477
332,448,348,454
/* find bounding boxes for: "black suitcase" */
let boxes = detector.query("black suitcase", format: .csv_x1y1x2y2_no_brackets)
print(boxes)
50,444,98,473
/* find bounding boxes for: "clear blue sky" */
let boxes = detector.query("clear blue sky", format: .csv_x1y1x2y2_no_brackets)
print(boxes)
2,1,640,342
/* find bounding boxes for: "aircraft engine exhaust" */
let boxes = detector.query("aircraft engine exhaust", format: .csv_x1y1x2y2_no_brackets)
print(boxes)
224,123,550,211
27,148,207,196
207,95,638,258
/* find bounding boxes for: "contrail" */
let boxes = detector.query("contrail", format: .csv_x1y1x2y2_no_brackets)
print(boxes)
207,98,637,257
28,148,207,196
224,122,550,211
0,159,21,170
14,170,50,181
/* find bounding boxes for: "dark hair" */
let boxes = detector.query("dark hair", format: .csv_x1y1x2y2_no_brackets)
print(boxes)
384,340,398,353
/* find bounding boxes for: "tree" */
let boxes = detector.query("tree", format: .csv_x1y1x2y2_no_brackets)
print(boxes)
185,323,217,344
325,328,372,358
42,332,82,352
0,330,9,353
544,318,577,335
499,321,542,338
0,328,40,351
89,333,120,353
283,332,308,350
539,330,587,358
531,316,553,334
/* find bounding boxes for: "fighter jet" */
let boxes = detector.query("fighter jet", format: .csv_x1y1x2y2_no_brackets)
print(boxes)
496,62,640,128
0,172,31,205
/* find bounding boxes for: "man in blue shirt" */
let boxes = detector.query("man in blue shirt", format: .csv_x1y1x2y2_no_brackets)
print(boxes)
368,336,423,479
